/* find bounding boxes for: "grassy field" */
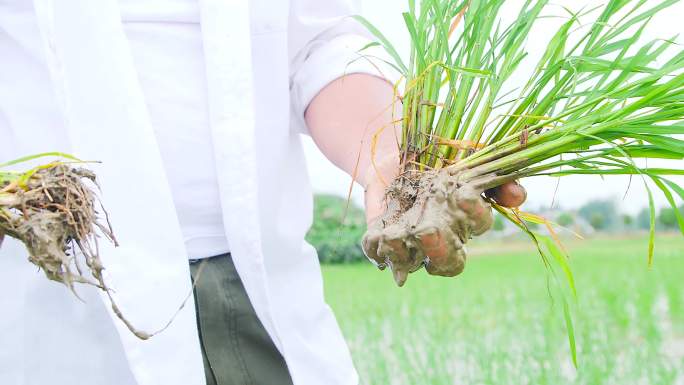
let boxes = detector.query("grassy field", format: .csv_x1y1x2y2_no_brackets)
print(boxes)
322,235,684,385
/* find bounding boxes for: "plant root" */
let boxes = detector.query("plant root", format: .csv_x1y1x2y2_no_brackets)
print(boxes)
0,164,155,339
362,169,494,286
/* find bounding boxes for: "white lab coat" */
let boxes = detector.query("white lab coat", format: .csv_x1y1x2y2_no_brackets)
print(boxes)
0,1,389,384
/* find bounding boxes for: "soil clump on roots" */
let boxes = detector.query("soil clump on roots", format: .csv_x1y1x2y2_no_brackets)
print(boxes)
0,164,115,288
0,164,151,339
363,168,495,286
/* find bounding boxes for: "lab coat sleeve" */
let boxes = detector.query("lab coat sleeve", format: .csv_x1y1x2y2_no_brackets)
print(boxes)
288,0,400,134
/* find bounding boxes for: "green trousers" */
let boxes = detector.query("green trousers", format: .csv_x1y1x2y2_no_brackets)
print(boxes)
190,254,293,385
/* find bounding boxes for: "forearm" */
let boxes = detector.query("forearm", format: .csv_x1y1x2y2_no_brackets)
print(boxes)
306,74,401,188
306,74,402,223
305,74,401,222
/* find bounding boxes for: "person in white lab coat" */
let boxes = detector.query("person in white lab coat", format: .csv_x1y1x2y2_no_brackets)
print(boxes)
0,1,521,384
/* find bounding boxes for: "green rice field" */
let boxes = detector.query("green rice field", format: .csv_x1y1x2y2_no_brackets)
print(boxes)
322,235,684,385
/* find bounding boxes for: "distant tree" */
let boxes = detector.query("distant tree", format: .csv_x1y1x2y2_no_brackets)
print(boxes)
589,213,607,230
556,212,574,227
622,214,634,228
578,199,618,231
659,206,683,230
637,208,652,230
306,195,367,264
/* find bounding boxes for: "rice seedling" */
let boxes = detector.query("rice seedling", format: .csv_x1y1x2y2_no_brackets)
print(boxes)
356,0,684,366
357,0,684,284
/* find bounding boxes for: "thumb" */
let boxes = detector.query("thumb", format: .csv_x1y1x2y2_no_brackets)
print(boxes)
362,155,400,225
486,181,527,208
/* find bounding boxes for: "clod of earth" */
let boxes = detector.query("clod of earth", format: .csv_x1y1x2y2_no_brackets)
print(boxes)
363,169,495,286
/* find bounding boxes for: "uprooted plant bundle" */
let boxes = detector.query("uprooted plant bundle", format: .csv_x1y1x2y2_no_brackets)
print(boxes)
0,153,153,339
357,0,684,287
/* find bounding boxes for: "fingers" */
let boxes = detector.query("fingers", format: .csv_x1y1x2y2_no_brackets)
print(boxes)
486,181,527,208
417,230,448,262
362,223,425,286
379,238,410,268
424,248,466,277
379,228,424,286
362,224,469,285
362,223,386,269
455,195,494,235
418,228,466,277
361,175,510,286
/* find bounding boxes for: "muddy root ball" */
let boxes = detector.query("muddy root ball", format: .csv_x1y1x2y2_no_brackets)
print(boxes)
362,169,495,286
0,164,182,340
0,164,117,293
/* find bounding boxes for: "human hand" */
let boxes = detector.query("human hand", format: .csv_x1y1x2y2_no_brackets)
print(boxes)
362,158,526,286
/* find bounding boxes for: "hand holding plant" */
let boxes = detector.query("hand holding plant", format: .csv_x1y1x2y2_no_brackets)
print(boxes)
355,0,684,288
363,153,526,285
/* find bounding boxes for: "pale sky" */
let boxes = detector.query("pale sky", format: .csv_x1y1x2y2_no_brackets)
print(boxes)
303,0,684,215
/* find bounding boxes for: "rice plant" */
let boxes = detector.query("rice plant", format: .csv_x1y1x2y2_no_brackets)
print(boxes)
356,0,684,366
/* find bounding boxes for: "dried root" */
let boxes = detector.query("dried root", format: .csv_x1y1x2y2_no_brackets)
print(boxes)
0,164,115,289
0,164,154,339
362,169,495,286
0,163,209,340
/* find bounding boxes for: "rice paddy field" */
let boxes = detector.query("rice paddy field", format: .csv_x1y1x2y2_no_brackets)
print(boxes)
322,235,684,385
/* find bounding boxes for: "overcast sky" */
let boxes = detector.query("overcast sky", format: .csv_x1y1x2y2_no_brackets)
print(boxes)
303,0,684,215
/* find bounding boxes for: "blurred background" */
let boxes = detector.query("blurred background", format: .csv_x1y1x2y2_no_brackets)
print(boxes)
303,1,684,384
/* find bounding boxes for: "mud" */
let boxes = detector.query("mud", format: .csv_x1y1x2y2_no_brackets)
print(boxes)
362,169,494,286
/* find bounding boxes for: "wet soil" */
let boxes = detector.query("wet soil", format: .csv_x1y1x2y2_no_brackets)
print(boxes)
362,169,494,286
